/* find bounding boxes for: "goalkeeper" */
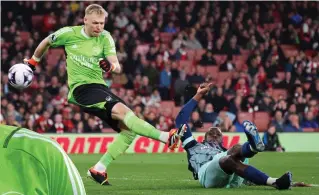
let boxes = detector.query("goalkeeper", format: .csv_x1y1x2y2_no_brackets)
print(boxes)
0,124,86,194
24,4,184,185
175,83,293,190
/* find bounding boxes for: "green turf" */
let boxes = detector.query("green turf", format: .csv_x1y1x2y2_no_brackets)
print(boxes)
71,152,319,195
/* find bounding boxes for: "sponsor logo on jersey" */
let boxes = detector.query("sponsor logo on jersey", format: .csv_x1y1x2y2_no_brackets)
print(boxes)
69,54,99,69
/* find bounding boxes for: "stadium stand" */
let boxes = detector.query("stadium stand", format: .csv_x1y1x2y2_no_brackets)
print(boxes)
1,1,319,134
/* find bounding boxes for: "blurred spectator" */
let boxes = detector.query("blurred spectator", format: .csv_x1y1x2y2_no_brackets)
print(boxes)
184,32,203,49
220,55,235,71
164,21,177,33
159,64,172,100
190,111,203,131
284,114,303,132
137,76,152,96
85,117,102,133
233,112,246,132
263,125,284,152
301,111,319,128
271,110,285,132
202,103,217,123
199,50,217,66
49,114,66,134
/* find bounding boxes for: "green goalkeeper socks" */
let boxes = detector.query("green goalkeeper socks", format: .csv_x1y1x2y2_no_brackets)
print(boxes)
99,130,136,169
123,111,162,141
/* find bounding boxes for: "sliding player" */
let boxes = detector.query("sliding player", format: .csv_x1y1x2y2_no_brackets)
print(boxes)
175,83,292,190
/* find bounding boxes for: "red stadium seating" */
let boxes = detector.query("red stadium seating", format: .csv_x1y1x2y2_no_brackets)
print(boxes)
213,55,227,65
160,32,174,44
172,106,181,118
217,72,232,86
303,128,315,132
19,31,31,44
195,49,207,62
253,112,270,132
197,123,212,132
205,66,219,75
272,89,288,101
185,49,196,61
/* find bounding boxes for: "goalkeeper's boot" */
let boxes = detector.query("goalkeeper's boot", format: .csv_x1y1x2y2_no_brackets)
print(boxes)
167,124,187,149
87,167,111,185
242,120,265,152
273,172,292,190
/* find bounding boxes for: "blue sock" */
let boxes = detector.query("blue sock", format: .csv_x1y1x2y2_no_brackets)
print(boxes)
175,98,198,143
241,142,257,158
243,166,269,185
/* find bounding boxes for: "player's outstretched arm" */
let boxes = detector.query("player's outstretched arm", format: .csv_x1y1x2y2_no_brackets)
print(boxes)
24,37,51,70
176,82,212,127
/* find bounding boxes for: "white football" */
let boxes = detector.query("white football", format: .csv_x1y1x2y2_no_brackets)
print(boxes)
8,63,34,89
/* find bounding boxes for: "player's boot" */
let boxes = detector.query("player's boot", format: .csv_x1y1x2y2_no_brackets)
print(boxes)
273,172,293,190
167,124,187,149
242,120,265,152
87,167,111,185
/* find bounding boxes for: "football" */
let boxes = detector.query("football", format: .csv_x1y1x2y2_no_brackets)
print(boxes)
8,63,33,89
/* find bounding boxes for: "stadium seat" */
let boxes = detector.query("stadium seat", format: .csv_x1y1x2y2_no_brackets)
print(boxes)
302,128,314,132
172,106,181,118
234,59,245,70
160,32,174,44
263,23,277,32
197,123,212,132
272,89,288,101
217,72,232,86
185,49,196,61
195,49,207,62
253,112,270,132
31,15,44,30
280,44,299,58
276,72,285,81
237,112,254,123
19,31,31,44
179,60,194,71
160,101,175,109
213,55,227,65
47,48,65,66
102,128,114,133
205,66,219,75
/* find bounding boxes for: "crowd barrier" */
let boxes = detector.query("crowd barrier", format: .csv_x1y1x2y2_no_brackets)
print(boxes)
47,133,319,153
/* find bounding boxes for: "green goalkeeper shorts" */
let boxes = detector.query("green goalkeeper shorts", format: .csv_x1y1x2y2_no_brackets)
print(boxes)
0,125,86,195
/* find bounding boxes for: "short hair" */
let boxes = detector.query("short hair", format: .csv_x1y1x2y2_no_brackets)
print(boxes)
85,4,108,17
204,127,222,140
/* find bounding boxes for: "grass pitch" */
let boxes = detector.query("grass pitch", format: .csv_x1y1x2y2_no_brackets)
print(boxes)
71,152,319,195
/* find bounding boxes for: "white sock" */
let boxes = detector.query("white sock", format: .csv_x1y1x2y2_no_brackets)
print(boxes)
249,144,258,153
266,177,277,185
159,132,169,143
93,161,106,172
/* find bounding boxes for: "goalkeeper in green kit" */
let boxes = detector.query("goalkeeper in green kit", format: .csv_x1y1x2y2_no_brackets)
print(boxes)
24,4,185,185
0,125,86,194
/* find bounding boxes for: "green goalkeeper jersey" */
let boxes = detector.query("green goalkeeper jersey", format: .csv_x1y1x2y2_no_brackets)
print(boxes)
0,125,86,195
47,26,116,103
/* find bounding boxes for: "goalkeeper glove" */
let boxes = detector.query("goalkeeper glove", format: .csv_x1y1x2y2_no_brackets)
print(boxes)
99,58,115,73
24,55,40,71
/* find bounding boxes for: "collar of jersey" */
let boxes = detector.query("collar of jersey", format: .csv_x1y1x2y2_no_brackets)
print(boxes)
81,26,92,39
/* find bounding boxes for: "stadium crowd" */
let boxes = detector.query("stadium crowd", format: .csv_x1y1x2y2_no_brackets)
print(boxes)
1,1,319,134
